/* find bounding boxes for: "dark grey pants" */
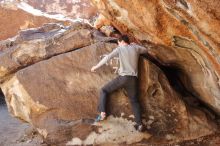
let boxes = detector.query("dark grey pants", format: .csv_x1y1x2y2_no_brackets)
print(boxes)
98,75,142,125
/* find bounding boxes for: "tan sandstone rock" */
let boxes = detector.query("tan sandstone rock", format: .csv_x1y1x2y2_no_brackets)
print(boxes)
0,20,216,145
0,22,115,81
0,22,216,145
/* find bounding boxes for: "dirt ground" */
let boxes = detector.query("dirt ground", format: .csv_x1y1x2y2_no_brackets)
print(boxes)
0,103,45,146
0,97,219,146
175,133,220,146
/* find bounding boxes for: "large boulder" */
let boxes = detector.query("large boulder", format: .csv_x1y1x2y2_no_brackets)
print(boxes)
91,0,220,115
0,22,217,145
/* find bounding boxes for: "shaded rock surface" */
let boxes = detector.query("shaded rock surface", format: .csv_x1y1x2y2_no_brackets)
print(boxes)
0,22,217,145
91,0,220,115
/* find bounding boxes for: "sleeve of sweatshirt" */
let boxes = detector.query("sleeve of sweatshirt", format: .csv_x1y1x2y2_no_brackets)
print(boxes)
95,47,119,68
137,45,150,54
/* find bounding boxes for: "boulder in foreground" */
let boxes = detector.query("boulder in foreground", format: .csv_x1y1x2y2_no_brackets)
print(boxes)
0,22,217,145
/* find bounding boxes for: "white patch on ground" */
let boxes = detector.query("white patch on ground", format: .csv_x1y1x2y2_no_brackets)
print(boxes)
129,114,135,119
67,116,151,145
36,128,48,139
67,137,82,145
120,112,125,117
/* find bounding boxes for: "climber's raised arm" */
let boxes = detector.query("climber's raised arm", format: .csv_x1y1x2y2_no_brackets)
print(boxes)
91,48,119,72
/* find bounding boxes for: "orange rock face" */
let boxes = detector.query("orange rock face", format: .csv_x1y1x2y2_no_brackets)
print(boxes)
91,0,220,114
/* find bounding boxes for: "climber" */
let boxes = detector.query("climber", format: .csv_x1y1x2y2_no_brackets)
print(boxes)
91,35,150,132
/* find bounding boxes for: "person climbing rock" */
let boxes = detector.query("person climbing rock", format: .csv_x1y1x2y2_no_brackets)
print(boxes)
91,35,151,132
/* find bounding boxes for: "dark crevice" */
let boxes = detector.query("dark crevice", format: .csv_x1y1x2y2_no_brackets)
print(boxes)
141,54,219,120
161,65,219,120
0,89,5,105
177,0,189,9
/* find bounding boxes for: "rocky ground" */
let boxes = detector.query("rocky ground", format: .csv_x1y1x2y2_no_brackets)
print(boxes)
0,92,219,146
0,92,43,146
0,101,44,146
0,101,219,146
144,130,220,146
174,133,220,146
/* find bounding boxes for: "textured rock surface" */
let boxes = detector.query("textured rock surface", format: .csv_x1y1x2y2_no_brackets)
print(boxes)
0,22,114,81
91,0,220,115
0,22,217,145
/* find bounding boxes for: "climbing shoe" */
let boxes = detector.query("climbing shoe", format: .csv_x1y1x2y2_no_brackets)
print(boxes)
134,124,144,132
95,114,106,122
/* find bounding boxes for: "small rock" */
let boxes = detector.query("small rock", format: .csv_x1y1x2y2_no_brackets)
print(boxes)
149,116,154,120
26,139,32,143
142,119,147,125
171,109,175,113
147,120,154,125
129,115,135,119
147,125,151,129
165,134,173,140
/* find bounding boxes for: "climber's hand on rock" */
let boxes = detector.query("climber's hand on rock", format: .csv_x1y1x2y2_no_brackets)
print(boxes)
91,66,97,72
